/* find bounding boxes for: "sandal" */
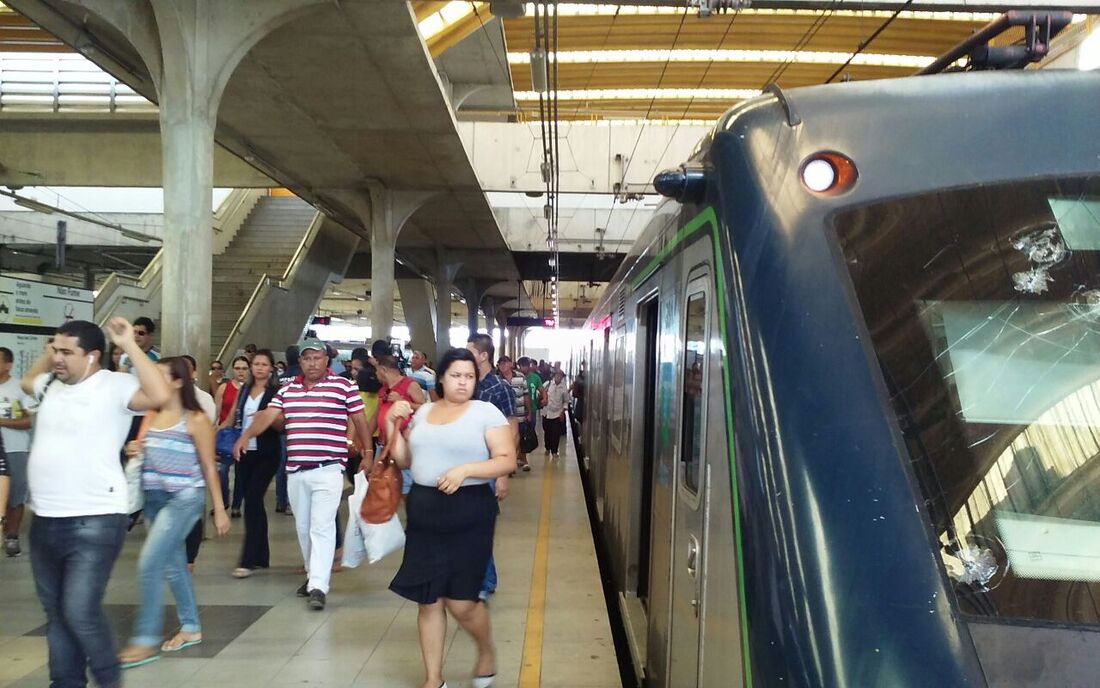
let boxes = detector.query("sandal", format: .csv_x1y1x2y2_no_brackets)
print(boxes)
118,645,160,669
161,632,202,653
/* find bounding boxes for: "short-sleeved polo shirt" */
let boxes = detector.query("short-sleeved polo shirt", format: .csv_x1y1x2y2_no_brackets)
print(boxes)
270,374,364,473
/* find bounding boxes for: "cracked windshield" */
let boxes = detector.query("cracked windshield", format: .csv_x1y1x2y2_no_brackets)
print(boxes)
835,176,1100,625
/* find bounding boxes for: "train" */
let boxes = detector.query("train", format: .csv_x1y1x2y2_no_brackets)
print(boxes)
573,68,1100,687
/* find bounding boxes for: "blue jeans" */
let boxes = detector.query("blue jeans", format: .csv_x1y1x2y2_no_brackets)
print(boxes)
479,481,497,599
30,513,128,688
276,436,289,509
216,457,231,509
131,487,204,646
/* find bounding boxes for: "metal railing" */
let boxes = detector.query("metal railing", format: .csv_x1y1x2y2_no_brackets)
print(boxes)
93,188,264,325
0,53,156,113
215,208,325,362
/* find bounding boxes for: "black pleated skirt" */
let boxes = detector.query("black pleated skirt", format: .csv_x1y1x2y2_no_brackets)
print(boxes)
389,483,497,604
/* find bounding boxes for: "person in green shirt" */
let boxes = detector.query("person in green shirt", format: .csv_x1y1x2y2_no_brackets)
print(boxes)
519,357,544,425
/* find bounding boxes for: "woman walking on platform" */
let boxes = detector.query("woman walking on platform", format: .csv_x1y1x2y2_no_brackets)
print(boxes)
229,350,281,578
215,356,250,515
118,357,230,668
385,348,516,688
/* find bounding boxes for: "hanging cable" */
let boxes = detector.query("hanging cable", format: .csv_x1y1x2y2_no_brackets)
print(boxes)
825,0,914,83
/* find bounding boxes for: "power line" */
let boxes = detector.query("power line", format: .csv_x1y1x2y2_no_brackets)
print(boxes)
825,0,914,83
600,7,690,248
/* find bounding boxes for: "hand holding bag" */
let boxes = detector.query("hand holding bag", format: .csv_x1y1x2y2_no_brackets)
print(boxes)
360,442,403,524
341,472,369,569
215,427,241,458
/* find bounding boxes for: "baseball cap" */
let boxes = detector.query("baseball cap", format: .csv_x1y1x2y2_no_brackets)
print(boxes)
298,337,328,354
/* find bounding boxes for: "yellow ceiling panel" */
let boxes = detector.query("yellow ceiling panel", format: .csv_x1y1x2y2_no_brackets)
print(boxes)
503,13,988,56
511,60,912,90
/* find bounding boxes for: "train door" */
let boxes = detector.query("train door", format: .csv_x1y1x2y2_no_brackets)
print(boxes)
668,268,712,687
636,294,660,611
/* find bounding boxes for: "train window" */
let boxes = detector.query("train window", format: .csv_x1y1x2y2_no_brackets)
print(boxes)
835,175,1100,627
681,290,707,495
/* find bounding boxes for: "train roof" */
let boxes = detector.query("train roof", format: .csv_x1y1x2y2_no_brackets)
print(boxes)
585,68,1100,329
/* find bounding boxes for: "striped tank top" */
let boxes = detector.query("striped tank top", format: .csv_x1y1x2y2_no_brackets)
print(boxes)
142,418,204,492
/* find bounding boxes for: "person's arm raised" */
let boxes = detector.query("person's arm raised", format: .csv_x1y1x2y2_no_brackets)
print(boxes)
107,318,171,411
20,339,53,396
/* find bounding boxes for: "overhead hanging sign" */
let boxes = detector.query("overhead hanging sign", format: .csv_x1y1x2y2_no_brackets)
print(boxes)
0,276,93,379
0,276,91,328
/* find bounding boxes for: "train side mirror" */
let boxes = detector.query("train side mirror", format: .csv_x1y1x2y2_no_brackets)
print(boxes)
654,164,707,205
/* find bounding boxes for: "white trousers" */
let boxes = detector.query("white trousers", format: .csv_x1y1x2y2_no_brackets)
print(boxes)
287,464,343,594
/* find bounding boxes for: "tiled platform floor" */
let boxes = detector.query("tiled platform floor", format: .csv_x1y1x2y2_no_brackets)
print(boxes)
0,431,619,688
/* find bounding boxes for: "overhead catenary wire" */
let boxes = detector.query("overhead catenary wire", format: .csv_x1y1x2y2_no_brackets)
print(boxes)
763,0,841,87
600,7,690,253
824,0,915,83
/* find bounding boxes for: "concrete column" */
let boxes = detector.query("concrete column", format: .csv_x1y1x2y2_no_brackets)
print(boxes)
433,258,463,360
397,277,436,356
369,228,397,341
458,278,490,339
326,184,436,342
142,0,325,366
160,105,216,361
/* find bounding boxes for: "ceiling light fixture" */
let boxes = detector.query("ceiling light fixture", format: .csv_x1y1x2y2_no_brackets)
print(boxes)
514,88,761,101
508,49,934,69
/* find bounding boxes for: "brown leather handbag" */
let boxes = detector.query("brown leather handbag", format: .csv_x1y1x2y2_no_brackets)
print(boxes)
360,442,403,524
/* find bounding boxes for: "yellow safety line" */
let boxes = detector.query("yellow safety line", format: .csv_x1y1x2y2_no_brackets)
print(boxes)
518,459,555,687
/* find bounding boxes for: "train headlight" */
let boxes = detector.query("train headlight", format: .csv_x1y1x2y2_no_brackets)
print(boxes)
800,152,857,196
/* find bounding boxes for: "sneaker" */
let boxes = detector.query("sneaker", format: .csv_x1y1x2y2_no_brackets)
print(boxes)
4,537,20,557
295,581,310,597
308,589,326,610
522,464,531,472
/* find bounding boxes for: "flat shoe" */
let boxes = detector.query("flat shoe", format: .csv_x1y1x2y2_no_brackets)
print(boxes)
161,634,202,652
118,647,160,669
232,567,253,578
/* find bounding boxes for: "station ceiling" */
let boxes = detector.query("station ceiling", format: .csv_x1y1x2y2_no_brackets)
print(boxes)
413,2,1006,122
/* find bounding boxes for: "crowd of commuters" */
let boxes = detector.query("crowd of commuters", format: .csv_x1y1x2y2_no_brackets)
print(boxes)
3,311,580,688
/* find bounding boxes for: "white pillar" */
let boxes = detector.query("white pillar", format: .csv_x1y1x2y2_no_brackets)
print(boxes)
159,104,216,362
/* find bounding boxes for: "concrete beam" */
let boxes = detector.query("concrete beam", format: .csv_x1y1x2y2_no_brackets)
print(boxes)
0,120,273,187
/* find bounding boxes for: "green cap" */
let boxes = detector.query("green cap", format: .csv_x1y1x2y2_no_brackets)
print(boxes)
298,337,328,354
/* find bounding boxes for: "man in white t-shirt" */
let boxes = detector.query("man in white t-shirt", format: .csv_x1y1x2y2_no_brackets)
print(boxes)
20,317,171,688
408,350,437,402
0,346,37,557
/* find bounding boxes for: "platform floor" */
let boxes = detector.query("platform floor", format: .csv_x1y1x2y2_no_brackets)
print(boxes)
0,431,619,688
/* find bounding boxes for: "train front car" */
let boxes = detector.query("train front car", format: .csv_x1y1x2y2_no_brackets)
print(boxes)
710,70,1100,686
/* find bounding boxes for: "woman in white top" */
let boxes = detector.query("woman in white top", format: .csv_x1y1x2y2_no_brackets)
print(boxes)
540,368,571,459
227,351,281,579
385,347,516,688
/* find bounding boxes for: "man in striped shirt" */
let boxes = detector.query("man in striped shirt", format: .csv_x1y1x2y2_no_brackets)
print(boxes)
233,338,372,610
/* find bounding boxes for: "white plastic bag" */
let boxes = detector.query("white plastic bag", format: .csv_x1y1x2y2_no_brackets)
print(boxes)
341,472,368,569
363,513,405,564
124,458,144,514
